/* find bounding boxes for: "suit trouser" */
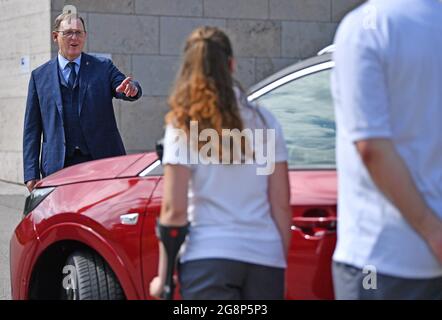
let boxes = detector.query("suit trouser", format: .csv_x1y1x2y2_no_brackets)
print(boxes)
178,258,285,300
332,261,442,300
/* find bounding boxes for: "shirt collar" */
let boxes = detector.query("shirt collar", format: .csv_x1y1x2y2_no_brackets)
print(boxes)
58,53,82,70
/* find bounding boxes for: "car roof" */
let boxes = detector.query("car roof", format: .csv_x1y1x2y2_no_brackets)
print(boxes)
248,53,332,97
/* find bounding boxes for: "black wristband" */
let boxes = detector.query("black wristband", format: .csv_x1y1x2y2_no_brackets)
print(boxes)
155,220,189,252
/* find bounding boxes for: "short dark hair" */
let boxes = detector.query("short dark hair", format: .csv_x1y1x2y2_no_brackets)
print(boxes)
53,12,86,32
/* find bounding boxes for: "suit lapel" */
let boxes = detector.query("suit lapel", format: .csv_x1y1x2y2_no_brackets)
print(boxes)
51,58,63,119
78,53,90,115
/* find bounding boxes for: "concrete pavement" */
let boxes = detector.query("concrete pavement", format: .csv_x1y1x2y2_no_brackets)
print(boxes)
0,180,27,300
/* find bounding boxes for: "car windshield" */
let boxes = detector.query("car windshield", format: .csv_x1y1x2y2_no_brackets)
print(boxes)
254,68,335,170
143,66,335,176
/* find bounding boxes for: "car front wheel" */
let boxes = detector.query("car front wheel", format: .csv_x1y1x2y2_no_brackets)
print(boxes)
61,250,124,300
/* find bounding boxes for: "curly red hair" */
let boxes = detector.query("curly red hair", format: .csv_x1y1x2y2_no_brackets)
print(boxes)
166,26,245,159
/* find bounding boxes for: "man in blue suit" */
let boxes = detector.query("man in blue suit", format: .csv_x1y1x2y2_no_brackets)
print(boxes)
23,12,142,192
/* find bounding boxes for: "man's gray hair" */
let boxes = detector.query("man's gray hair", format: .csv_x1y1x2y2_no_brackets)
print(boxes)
53,12,86,32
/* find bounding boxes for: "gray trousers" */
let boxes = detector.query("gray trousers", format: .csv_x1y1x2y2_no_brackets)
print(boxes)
333,261,442,300
178,258,285,300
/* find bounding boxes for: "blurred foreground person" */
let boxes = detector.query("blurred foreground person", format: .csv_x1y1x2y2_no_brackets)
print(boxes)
332,0,442,299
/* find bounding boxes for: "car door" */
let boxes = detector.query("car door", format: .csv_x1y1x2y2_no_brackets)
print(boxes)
140,61,338,300
252,62,337,299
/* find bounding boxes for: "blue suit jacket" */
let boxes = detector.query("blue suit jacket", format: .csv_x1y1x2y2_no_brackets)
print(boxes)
23,53,142,183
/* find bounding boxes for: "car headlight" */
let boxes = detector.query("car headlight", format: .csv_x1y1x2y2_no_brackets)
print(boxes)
23,187,55,217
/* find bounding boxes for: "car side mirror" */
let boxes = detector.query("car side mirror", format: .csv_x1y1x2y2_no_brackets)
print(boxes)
156,139,164,162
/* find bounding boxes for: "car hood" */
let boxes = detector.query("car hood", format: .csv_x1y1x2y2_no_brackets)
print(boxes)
36,153,158,187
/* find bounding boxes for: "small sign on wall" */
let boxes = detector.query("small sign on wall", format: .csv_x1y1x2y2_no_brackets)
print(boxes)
19,56,30,74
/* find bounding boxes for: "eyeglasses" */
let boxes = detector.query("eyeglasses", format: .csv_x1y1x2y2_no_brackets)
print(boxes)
56,30,86,38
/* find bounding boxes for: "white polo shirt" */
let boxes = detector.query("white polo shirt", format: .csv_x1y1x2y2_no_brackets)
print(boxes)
162,89,288,268
332,0,442,278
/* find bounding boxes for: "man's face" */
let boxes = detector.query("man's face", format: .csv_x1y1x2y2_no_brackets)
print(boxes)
52,18,86,61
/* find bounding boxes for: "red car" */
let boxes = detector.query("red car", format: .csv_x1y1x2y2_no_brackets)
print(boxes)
10,48,337,300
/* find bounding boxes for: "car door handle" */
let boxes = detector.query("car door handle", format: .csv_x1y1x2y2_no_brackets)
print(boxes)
292,217,337,230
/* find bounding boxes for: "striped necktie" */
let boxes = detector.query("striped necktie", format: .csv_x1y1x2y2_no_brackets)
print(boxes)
67,62,77,89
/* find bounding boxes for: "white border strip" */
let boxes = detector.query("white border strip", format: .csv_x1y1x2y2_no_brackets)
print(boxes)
138,159,161,177
247,61,335,102
317,45,335,56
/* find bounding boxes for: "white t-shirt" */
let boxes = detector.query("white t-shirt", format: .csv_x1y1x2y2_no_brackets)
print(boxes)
332,0,442,278
162,89,288,268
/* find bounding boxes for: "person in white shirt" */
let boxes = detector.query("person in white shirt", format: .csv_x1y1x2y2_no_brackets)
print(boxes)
332,0,442,299
149,26,291,300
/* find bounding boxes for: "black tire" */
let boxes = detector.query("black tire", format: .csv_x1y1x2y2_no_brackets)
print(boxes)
61,250,125,300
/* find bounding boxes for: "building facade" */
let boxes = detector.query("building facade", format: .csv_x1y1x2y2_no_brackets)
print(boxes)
0,0,364,183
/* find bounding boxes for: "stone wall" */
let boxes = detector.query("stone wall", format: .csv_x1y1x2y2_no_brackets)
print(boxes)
0,0,52,182
0,0,364,183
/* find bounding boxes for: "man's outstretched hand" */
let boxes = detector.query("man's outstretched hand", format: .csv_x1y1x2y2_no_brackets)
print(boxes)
116,77,139,97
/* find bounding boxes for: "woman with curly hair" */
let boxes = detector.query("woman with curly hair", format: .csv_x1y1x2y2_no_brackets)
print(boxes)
150,26,291,300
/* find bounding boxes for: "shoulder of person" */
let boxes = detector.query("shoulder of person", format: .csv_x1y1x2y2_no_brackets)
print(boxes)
339,2,366,26
164,118,180,131
235,87,281,130
243,101,279,128
334,1,392,59
31,58,54,77
252,103,282,130
82,53,114,66
336,1,390,42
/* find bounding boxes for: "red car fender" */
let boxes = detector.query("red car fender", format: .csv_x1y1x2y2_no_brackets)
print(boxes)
10,216,40,300
31,222,143,300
